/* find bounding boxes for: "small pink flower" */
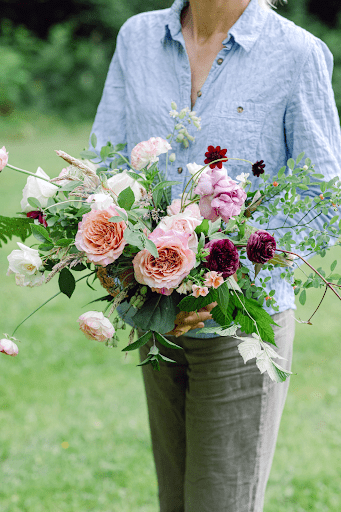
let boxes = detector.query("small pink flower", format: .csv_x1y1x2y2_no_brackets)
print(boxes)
203,271,224,289
131,137,171,170
0,337,19,356
0,146,9,171
78,311,115,342
192,285,209,297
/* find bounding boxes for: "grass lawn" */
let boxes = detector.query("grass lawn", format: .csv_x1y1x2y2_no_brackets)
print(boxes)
0,113,340,511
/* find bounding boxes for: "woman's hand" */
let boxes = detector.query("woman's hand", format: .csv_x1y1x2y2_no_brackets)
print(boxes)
166,302,217,337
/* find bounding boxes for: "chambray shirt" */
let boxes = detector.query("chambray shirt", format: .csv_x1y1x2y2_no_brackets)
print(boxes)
91,0,341,337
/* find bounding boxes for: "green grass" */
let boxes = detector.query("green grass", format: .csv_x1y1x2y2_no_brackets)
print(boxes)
0,115,341,511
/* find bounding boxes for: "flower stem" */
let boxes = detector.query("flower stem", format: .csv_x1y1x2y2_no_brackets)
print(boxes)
5,164,61,188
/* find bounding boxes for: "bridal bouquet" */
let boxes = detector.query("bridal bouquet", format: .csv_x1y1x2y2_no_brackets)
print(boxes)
1,103,340,382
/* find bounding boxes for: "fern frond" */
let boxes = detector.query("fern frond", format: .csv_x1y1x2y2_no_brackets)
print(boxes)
0,216,33,248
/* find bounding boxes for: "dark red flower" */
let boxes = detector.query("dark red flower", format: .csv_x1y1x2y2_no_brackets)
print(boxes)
27,210,48,228
204,238,239,278
246,230,276,264
252,160,265,177
204,146,228,169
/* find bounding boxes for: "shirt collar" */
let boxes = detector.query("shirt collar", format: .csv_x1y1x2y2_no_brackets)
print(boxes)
163,0,269,53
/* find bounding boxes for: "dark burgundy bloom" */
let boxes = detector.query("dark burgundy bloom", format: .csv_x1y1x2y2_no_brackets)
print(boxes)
246,230,276,264
252,160,266,177
204,145,228,169
26,210,48,228
204,239,239,278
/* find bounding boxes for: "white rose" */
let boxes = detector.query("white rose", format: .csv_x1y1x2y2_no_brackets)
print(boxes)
7,242,44,287
131,137,172,171
86,193,114,211
186,162,204,182
21,167,59,213
107,170,145,202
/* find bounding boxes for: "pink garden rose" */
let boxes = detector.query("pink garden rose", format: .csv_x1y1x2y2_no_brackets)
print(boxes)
167,198,202,219
158,211,202,251
75,205,127,266
0,146,9,171
194,166,246,223
133,228,196,295
0,337,19,356
78,311,115,342
131,137,172,171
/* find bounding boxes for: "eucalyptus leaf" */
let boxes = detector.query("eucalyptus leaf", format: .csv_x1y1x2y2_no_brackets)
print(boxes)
154,332,182,349
121,330,153,352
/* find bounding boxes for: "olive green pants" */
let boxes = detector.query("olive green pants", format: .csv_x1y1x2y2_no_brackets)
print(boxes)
139,309,295,512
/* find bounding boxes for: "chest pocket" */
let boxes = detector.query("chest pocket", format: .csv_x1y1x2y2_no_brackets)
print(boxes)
207,100,267,179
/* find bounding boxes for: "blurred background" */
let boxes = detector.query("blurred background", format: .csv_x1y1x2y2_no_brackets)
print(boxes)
1,1,341,511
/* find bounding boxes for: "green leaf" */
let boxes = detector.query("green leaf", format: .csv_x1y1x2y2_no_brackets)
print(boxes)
38,243,54,252
232,294,278,345
56,238,74,247
287,158,295,170
121,330,153,352
299,289,307,306
58,267,76,298
30,224,52,243
132,293,181,334
330,215,339,225
296,152,305,164
91,133,97,149
0,216,34,247
157,353,177,363
330,260,337,272
217,281,230,312
154,332,182,349
114,143,127,152
178,288,218,312
311,173,324,179
320,182,327,193
195,219,209,236
144,238,159,259
153,180,180,192
108,216,125,223
137,355,153,366
123,228,144,249
297,184,309,190
277,166,286,178
79,150,98,159
27,197,42,210
117,187,135,211
60,181,82,192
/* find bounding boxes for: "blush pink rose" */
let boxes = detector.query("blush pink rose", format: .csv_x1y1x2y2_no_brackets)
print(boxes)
78,311,115,341
132,228,196,295
194,166,246,223
131,137,172,171
167,198,202,219
0,338,19,356
0,146,9,171
75,205,127,266
158,211,202,251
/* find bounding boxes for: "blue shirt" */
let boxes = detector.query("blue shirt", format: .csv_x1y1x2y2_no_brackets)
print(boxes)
91,0,341,337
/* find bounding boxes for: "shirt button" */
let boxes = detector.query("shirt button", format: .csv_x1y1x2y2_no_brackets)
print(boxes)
217,58,224,65
177,167,183,174
237,106,244,113
197,90,202,97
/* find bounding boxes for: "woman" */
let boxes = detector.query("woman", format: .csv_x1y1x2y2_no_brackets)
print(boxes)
91,0,341,510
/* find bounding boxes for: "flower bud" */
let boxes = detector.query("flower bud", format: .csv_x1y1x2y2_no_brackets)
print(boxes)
176,134,184,142
169,153,176,163
171,101,177,111
303,165,308,171
182,139,189,148
140,286,148,295
175,124,183,131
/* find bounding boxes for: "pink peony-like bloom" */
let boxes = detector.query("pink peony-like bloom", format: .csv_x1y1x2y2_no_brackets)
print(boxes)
246,230,276,264
133,228,196,295
203,271,224,289
167,198,202,219
0,337,19,356
192,285,209,297
158,211,202,251
194,166,246,223
131,137,172,171
75,205,127,266
0,146,9,171
78,311,115,342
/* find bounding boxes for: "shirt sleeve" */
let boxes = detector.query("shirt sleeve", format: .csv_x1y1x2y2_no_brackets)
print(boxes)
282,36,341,256
89,28,129,161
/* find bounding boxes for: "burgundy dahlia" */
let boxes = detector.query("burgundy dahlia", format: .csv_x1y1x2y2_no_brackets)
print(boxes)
26,210,48,228
204,145,228,169
252,160,265,177
246,230,276,264
204,239,239,278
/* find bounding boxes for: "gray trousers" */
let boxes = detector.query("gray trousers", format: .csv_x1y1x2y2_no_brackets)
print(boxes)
139,309,295,512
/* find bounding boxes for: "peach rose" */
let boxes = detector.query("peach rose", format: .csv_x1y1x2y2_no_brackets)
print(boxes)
75,205,127,266
78,311,115,342
158,211,202,251
132,228,196,295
